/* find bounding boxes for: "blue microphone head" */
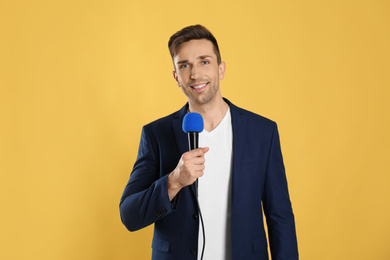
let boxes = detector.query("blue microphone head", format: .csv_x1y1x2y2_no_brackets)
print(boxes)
182,112,204,133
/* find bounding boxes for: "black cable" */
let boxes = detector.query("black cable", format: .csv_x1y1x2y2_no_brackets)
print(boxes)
196,196,206,260
192,185,205,260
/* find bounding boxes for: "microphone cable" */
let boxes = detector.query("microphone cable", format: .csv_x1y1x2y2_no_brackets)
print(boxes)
193,187,206,260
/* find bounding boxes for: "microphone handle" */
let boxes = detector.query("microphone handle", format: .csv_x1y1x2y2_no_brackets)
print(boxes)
188,131,199,150
188,132,199,197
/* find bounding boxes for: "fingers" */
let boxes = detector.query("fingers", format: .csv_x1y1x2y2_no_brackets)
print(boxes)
182,155,205,170
182,148,208,170
169,147,209,192
186,147,209,158
168,148,206,199
183,148,207,176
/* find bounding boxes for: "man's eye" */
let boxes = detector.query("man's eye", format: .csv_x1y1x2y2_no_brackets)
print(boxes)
201,61,209,65
180,64,188,69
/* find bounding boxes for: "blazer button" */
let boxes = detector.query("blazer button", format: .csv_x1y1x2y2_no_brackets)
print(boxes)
190,248,197,255
193,214,198,219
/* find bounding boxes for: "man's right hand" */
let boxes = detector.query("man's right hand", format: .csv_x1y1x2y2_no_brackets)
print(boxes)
167,147,209,201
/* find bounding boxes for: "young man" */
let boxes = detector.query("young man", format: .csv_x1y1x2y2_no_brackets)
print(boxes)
120,25,298,260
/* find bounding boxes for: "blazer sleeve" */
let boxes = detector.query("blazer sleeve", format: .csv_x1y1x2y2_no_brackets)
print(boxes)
119,125,175,232
262,123,299,259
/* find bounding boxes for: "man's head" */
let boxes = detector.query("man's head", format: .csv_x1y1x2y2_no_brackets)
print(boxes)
168,25,222,68
169,25,226,108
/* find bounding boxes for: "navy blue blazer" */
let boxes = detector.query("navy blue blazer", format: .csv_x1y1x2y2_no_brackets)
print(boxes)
120,99,298,260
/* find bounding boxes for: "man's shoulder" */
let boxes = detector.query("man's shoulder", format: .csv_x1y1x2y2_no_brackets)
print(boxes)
143,106,185,132
230,101,276,129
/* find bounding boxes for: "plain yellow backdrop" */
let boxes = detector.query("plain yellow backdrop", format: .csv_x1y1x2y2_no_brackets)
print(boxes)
1,0,389,259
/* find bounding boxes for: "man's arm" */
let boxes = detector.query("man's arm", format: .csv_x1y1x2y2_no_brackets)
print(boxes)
119,125,208,231
119,126,173,231
262,123,299,259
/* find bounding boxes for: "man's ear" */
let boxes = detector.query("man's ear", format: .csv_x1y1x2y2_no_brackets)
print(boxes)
172,71,180,87
219,62,226,80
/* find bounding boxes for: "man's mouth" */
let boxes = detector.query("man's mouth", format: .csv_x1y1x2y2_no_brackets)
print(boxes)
190,82,208,92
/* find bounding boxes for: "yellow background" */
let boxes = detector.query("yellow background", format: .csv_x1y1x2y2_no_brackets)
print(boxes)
1,0,389,259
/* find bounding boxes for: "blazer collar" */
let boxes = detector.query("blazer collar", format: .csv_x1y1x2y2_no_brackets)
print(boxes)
171,97,247,161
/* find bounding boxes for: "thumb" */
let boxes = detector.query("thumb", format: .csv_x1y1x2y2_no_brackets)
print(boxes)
201,147,209,153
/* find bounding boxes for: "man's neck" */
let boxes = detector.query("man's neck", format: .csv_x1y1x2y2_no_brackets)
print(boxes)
188,97,229,132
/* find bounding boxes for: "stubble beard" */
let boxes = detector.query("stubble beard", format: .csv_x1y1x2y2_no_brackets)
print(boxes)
181,80,219,106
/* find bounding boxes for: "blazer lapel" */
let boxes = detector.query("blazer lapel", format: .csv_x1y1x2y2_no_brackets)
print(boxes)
172,103,189,156
225,99,247,206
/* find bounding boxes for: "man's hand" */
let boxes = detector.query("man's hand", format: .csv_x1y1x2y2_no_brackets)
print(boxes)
167,147,209,201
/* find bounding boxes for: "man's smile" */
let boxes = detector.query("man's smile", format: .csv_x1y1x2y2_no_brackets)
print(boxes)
190,82,209,92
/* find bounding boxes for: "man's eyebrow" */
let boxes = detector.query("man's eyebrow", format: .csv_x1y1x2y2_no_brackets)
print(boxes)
177,60,189,64
199,55,213,60
176,55,213,64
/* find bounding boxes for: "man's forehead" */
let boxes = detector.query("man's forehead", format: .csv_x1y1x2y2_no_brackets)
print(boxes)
173,39,216,63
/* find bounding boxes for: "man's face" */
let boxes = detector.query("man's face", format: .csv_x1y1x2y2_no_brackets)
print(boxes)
173,39,225,107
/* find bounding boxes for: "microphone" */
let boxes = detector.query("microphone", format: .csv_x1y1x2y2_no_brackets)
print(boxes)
182,112,204,197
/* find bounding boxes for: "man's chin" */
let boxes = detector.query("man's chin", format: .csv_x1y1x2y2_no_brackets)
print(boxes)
189,95,215,106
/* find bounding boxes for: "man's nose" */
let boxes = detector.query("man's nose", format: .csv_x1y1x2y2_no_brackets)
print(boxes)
190,65,201,79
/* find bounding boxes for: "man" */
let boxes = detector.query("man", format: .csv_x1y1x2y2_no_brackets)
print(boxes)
120,24,298,260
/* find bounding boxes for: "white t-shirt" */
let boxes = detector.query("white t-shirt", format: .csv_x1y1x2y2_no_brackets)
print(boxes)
197,108,233,260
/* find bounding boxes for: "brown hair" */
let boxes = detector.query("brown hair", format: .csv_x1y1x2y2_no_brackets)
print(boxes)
168,24,222,65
